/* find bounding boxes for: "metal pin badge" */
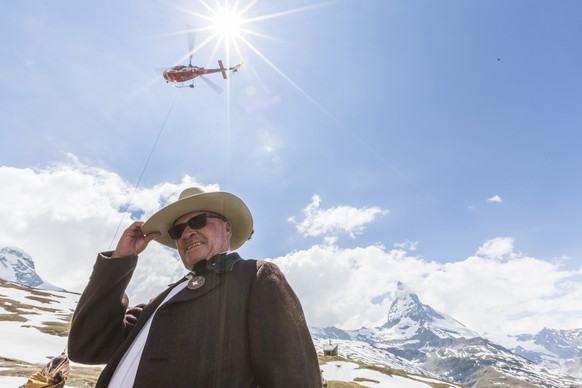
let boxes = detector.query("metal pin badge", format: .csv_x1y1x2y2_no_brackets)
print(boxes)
187,275,206,290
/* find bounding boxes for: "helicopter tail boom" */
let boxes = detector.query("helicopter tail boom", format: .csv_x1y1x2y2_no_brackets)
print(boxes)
218,60,227,79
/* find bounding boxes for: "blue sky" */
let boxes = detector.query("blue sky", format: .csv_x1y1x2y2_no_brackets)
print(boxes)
1,1,582,342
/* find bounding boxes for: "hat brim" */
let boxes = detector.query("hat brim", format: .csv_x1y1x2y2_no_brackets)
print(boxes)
141,191,253,250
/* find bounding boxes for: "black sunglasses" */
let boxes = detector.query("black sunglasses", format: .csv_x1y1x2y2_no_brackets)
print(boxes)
168,213,227,240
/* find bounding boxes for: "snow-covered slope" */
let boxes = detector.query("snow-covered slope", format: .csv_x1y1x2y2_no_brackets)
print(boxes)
320,360,464,388
0,278,77,363
313,337,432,377
0,278,99,387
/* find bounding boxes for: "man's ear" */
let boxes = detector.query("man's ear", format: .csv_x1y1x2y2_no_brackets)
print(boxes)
225,220,233,238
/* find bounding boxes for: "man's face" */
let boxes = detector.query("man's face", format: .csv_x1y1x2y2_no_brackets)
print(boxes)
173,211,232,270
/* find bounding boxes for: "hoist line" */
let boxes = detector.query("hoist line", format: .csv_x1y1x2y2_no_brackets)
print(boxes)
108,90,181,250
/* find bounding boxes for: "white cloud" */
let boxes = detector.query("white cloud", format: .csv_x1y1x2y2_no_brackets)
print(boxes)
393,240,419,251
288,194,387,240
273,238,582,346
0,155,206,302
475,237,516,261
487,194,503,203
2,158,582,349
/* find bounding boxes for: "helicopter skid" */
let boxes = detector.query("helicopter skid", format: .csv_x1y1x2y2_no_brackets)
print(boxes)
172,83,195,89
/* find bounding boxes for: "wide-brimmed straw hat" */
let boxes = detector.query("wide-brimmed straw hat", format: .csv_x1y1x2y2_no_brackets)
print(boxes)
141,187,253,250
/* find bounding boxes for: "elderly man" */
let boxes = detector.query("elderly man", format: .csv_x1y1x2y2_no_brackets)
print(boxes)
68,187,321,387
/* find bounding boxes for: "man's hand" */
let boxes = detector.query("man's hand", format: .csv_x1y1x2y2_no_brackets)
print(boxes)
112,221,161,258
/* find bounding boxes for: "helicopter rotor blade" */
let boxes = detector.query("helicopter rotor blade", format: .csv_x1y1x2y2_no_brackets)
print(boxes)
200,76,224,95
186,25,196,66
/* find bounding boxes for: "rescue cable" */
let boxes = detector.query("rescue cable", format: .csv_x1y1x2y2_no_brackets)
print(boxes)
108,90,181,250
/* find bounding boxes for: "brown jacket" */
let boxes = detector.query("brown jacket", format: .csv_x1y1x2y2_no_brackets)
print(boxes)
68,252,321,387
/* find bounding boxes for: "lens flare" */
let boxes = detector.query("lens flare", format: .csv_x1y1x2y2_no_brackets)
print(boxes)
211,8,244,41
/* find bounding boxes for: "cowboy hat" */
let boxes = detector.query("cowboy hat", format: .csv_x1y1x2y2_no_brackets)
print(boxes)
141,187,253,250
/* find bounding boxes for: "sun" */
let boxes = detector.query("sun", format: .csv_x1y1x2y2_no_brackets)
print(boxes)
186,1,328,61
210,7,244,41
183,0,256,61
192,0,253,51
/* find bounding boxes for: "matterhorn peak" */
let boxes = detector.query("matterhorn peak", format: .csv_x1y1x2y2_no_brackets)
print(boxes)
387,282,446,326
0,246,64,291
382,282,479,340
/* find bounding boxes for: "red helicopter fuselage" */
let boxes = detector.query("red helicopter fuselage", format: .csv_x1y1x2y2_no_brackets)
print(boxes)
162,65,223,83
162,60,242,85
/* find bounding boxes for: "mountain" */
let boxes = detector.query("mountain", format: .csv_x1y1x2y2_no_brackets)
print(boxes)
514,327,582,360
512,327,582,379
311,283,582,387
0,246,64,291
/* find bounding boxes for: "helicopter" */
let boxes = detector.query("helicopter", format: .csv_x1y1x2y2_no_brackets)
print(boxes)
162,59,243,89
162,28,243,90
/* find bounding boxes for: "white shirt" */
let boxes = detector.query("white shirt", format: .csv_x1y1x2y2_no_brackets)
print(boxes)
108,277,190,388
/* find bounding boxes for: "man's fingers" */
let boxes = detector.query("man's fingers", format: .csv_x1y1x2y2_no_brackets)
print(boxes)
144,231,161,243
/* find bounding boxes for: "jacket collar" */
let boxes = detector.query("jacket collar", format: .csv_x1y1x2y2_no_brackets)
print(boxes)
209,252,242,274
168,252,243,287
165,252,242,305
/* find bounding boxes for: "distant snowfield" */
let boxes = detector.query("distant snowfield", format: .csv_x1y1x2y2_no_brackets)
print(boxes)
0,280,83,386
320,361,454,387
0,282,77,363
1,320,69,362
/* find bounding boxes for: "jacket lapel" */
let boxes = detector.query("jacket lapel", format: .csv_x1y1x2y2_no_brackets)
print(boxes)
96,279,187,387
164,270,220,304
163,252,241,304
